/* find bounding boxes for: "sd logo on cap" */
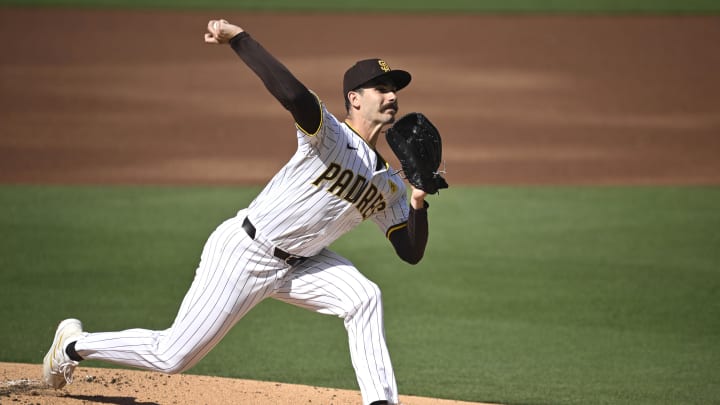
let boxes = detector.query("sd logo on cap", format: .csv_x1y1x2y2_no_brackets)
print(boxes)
343,58,412,108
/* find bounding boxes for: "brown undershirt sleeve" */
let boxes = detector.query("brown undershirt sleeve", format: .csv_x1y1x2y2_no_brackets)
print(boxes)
389,201,429,264
229,32,321,134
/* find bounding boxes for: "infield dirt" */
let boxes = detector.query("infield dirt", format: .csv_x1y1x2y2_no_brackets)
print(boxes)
0,362,492,405
1,9,719,186
1,7,719,405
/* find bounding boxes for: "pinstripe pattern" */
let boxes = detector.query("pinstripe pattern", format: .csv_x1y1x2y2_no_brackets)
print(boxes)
76,212,289,374
272,251,398,404
248,101,408,257
73,100,408,404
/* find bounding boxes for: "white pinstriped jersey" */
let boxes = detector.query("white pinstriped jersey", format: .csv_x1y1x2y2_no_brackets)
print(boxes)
246,99,409,257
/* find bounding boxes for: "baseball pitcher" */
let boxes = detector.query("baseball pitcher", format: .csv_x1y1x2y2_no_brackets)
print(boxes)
42,19,447,405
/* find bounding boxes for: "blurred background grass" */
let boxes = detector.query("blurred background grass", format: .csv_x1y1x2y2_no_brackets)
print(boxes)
1,185,718,404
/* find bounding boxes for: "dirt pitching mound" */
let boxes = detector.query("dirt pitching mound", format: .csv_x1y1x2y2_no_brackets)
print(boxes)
1,362,493,405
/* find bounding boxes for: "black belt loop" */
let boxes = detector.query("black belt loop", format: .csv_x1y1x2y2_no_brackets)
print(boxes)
241,217,256,240
242,217,307,267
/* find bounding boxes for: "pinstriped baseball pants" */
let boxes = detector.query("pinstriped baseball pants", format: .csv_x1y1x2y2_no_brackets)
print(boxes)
73,210,398,405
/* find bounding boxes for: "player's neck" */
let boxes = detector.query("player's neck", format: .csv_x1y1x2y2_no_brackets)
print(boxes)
344,116,385,148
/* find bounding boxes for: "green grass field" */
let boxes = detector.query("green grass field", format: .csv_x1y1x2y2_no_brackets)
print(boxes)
1,185,718,405
1,0,719,13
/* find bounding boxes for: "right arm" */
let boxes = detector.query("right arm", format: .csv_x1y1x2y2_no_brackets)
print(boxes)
204,19,321,134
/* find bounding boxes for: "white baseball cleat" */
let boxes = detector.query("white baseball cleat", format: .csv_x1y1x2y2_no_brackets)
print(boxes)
42,318,84,389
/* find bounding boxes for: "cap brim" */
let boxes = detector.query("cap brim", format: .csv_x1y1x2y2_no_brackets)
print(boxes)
386,70,412,91
358,70,412,92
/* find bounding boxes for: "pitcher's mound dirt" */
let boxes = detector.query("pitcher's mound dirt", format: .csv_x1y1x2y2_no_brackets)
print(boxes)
1,362,493,405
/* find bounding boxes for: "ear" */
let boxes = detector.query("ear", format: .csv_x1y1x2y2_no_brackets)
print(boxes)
347,90,362,109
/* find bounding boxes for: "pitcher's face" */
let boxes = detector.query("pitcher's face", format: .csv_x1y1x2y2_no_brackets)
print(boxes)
352,81,399,125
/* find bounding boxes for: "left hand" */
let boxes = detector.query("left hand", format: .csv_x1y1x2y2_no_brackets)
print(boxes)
410,186,427,210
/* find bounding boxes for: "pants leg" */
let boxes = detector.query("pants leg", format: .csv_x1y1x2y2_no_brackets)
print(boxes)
74,214,288,374
270,249,399,405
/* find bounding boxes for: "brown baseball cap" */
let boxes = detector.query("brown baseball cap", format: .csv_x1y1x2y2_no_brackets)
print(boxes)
343,58,412,102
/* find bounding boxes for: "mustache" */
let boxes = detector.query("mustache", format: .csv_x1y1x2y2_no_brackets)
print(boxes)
382,102,398,111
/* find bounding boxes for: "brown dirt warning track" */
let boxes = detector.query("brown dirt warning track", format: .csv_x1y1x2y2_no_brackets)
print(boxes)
1,7,719,405
1,9,719,186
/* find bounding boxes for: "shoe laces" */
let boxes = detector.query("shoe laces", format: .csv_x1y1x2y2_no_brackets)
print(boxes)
58,360,79,384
